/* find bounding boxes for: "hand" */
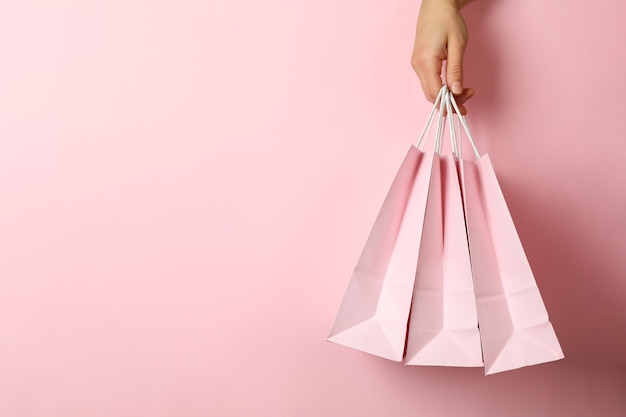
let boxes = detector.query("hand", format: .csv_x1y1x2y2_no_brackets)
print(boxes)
411,0,474,114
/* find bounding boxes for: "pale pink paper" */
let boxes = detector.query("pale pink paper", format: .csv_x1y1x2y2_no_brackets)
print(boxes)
328,146,434,361
405,153,483,367
461,155,564,375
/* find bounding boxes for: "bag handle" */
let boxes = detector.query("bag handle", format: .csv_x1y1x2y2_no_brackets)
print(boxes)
416,85,448,150
447,92,481,160
444,91,458,157
434,88,450,155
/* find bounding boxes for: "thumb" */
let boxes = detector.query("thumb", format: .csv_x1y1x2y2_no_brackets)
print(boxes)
446,40,466,95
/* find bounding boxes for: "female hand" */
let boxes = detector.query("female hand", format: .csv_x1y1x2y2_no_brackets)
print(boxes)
411,0,474,114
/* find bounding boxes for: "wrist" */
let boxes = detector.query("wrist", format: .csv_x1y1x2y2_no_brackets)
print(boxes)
423,0,470,9
455,0,473,8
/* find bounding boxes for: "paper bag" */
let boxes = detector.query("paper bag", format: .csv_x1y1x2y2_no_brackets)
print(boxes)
405,93,482,367
327,146,434,361
327,87,447,361
405,153,483,366
450,96,565,375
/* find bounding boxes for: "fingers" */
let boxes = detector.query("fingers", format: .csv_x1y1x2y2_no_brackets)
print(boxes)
444,88,474,115
412,55,444,103
456,87,474,104
446,38,466,95
455,88,474,114
411,32,473,109
412,39,471,107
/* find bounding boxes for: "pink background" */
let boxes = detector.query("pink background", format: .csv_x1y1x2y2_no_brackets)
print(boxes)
1,0,625,416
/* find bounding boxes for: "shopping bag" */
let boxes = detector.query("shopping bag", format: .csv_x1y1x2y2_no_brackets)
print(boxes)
449,95,564,375
405,91,483,367
327,87,447,361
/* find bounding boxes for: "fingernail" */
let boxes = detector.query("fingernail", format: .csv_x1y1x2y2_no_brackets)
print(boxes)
451,82,462,94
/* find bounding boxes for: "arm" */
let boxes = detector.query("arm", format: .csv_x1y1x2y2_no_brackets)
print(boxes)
411,0,475,113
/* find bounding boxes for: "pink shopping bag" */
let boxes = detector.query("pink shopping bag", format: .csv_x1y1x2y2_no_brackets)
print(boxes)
449,95,564,375
405,92,482,366
327,87,446,361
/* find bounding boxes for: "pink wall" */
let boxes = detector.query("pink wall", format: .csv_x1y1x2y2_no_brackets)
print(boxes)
1,0,625,415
